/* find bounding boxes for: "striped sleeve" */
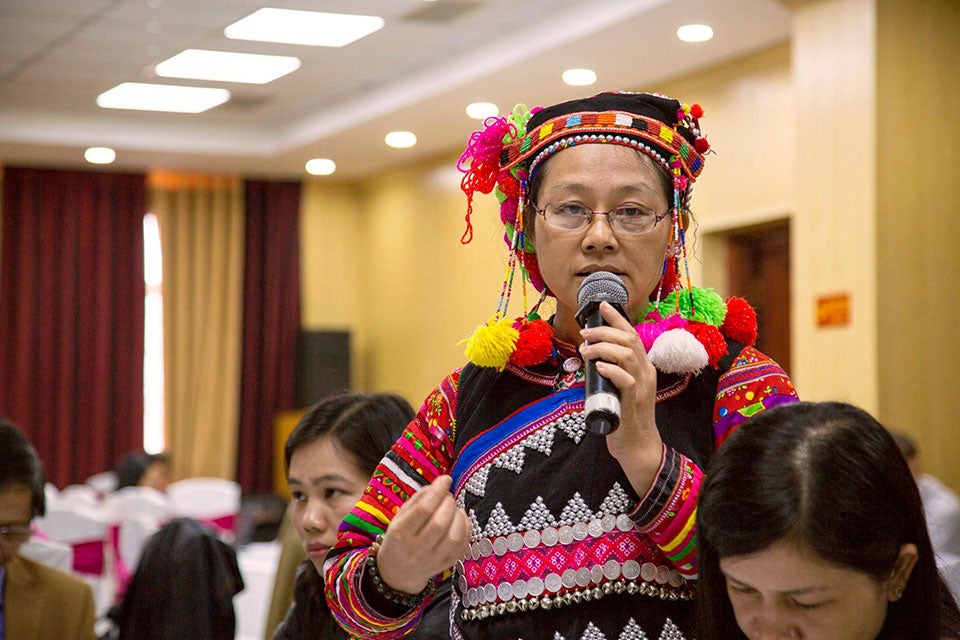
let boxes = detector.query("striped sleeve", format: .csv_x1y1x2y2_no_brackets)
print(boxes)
324,370,460,639
629,346,797,579
629,445,701,579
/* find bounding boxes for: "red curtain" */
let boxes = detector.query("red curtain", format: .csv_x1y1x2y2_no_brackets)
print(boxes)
0,167,146,487
237,180,301,494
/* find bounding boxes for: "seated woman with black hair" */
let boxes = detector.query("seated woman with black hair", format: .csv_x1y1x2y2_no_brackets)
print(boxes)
696,401,960,640
274,392,450,640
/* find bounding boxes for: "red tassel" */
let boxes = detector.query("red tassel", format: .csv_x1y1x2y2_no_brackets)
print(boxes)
694,137,710,154
497,171,520,199
720,296,758,347
690,104,704,119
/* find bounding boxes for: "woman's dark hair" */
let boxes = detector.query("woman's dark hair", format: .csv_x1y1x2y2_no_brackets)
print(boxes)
283,392,414,478
696,401,960,640
115,451,170,490
0,416,46,517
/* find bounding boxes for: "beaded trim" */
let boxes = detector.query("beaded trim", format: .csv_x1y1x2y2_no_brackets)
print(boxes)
499,110,705,183
459,576,693,621
365,534,436,609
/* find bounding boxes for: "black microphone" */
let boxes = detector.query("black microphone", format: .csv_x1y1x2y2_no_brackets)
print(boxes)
575,271,630,435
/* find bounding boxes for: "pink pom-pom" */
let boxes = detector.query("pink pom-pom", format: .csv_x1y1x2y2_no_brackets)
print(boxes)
662,313,688,331
500,198,518,225
636,322,664,352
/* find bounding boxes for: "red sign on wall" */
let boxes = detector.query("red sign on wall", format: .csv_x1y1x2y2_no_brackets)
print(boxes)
816,293,851,327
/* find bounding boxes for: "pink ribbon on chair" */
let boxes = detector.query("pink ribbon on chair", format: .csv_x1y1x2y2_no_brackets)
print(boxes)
199,514,236,538
71,539,105,576
109,524,133,600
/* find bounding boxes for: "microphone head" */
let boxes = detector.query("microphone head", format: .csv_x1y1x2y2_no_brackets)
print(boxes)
577,271,628,309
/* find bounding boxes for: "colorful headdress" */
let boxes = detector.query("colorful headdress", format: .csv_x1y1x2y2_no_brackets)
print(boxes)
457,91,756,374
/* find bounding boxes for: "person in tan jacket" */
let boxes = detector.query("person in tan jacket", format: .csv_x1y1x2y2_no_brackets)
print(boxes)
1,416,96,640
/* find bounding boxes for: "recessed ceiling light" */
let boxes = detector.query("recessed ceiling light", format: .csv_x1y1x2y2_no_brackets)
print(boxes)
97,82,230,113
305,158,337,176
84,147,116,164
677,24,714,42
385,131,417,149
225,8,384,47
562,68,597,87
466,102,499,120
155,49,301,84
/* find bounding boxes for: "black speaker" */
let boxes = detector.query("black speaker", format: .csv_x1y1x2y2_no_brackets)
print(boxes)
294,330,351,408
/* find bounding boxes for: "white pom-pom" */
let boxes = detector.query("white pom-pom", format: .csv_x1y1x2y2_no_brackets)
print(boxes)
648,328,708,374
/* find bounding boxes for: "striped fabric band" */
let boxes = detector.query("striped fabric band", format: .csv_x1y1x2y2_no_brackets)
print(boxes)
498,110,705,180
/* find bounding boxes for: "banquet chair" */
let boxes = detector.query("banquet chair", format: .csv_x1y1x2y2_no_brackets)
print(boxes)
113,517,244,640
18,536,74,573
102,486,173,597
167,477,241,542
57,483,102,507
85,470,119,496
104,485,173,523
33,504,115,617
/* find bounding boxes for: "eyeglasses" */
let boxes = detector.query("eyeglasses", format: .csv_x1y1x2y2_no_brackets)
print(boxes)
0,524,32,545
534,202,670,234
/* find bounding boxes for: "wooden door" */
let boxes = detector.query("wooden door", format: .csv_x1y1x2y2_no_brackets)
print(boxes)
727,220,791,373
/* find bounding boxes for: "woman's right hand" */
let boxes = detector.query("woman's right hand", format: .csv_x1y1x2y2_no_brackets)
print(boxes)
375,474,471,595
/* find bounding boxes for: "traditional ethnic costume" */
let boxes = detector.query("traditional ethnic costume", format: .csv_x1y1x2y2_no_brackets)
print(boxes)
325,92,798,640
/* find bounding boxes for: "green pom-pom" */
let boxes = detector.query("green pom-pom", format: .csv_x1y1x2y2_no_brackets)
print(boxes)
654,287,728,326
459,315,519,370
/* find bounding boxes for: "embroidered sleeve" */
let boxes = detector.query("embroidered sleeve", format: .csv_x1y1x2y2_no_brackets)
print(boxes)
713,346,798,446
628,445,701,578
629,347,797,579
324,370,460,639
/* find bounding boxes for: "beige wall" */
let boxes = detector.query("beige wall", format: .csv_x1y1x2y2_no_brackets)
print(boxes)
791,0,879,407
656,44,796,301
300,160,525,404
875,0,960,483
299,0,960,489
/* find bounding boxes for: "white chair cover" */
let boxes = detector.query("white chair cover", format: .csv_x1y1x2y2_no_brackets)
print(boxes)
85,470,119,496
34,504,115,617
57,484,101,507
167,477,242,541
103,486,173,523
18,537,74,573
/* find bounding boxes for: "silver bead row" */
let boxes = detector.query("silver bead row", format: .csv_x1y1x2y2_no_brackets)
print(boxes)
467,513,635,560
459,578,693,622
459,558,684,608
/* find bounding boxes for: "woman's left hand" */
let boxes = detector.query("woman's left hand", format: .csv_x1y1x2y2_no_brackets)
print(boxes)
578,301,664,496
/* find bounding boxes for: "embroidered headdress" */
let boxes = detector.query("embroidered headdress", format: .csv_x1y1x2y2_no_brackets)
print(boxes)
457,91,757,374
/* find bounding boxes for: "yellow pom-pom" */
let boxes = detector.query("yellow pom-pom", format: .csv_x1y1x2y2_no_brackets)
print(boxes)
458,315,519,370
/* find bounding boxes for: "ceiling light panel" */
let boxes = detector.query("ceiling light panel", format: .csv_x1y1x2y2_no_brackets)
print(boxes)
224,8,385,47
155,49,301,84
96,83,230,113
562,68,597,86
677,24,714,42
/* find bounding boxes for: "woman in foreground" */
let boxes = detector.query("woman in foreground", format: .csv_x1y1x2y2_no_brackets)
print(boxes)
697,401,960,640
